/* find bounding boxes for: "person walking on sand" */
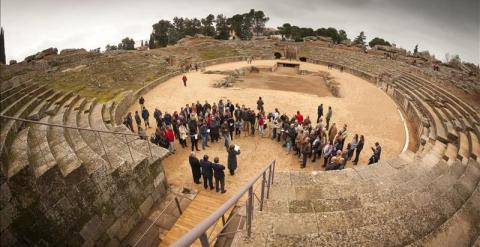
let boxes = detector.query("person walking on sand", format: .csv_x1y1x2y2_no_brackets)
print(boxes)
141,107,150,129
134,111,142,130
212,157,227,193
227,144,241,175
326,106,332,130
189,152,201,184
182,75,188,87
352,135,364,165
317,104,323,123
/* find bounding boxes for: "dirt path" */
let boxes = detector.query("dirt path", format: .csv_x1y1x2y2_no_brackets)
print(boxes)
128,60,406,245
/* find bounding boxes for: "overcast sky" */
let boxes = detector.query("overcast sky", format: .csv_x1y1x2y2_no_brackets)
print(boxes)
1,0,479,63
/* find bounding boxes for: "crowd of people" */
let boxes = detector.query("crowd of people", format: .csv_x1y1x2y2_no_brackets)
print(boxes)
123,95,382,191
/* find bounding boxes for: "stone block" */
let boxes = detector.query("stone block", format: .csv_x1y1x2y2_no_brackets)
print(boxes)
106,215,124,239
0,228,18,246
0,203,16,232
80,215,102,243
139,195,153,217
113,199,131,218
0,182,12,209
153,172,165,188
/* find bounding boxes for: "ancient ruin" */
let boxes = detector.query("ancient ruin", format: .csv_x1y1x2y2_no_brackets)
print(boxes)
1,13,479,247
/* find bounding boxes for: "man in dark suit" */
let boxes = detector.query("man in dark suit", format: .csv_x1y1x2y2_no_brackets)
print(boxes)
189,152,201,184
317,104,323,123
200,155,214,190
212,157,227,193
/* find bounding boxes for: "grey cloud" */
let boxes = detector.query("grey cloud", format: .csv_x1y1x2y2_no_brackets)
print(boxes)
2,0,479,63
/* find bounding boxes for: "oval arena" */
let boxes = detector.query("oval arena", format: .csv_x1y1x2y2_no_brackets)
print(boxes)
1,15,479,247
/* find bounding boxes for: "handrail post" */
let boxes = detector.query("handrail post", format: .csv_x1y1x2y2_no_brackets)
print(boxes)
266,165,272,199
272,161,276,184
246,186,253,238
174,197,183,215
259,171,266,211
199,233,209,247
96,131,112,169
124,134,135,163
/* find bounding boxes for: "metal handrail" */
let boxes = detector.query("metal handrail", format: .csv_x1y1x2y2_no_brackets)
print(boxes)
0,114,155,164
132,196,183,247
171,160,276,247
0,114,141,137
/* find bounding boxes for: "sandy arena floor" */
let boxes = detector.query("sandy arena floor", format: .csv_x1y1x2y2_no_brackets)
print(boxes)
128,58,406,189
128,60,406,245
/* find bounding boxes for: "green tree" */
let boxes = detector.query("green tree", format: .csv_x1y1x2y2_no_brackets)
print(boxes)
253,10,269,36
151,20,173,47
278,23,293,39
184,18,202,36
201,14,216,37
0,27,5,64
105,44,118,51
215,14,230,40
148,34,155,49
368,37,391,48
228,14,244,39
118,37,135,50
337,29,348,43
353,31,366,46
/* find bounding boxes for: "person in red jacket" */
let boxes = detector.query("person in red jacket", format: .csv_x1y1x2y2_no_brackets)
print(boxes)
165,126,176,153
296,111,304,125
182,75,188,87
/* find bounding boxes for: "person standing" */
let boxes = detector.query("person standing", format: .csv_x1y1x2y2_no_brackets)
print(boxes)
368,142,382,165
139,96,145,107
189,152,201,184
200,121,209,150
165,126,175,153
188,118,200,151
179,123,188,148
182,75,188,87
200,155,214,190
221,120,231,150
134,111,142,130
124,112,134,132
295,111,304,125
328,123,337,144
257,97,264,111
322,140,334,167
317,104,323,123
212,157,227,193
326,106,332,130
352,135,364,165
301,138,311,168
258,114,265,137
227,144,241,175
141,107,150,128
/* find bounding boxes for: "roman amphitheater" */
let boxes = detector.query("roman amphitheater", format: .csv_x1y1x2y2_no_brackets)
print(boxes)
0,36,479,247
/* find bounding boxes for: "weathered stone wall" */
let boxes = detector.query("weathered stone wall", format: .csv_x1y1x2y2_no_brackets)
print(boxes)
0,157,168,246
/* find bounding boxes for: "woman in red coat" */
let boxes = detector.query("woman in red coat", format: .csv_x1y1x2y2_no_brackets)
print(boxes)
165,126,176,153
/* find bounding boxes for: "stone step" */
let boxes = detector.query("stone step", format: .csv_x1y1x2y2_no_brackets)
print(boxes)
28,118,57,178
0,83,26,99
45,91,74,115
89,103,148,168
28,90,64,121
64,97,107,175
245,161,479,246
270,160,447,202
458,132,471,163
47,95,83,177
470,131,480,161
0,83,39,110
77,100,128,172
6,127,30,178
0,85,48,117
0,88,54,170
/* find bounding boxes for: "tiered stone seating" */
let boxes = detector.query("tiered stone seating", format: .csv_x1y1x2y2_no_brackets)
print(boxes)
0,85,170,246
234,62,479,246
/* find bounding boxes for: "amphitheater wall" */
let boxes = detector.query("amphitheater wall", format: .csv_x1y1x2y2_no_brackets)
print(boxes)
1,153,168,246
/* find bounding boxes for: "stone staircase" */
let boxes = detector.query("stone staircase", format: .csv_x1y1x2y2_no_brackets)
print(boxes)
0,84,170,246
233,69,480,246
